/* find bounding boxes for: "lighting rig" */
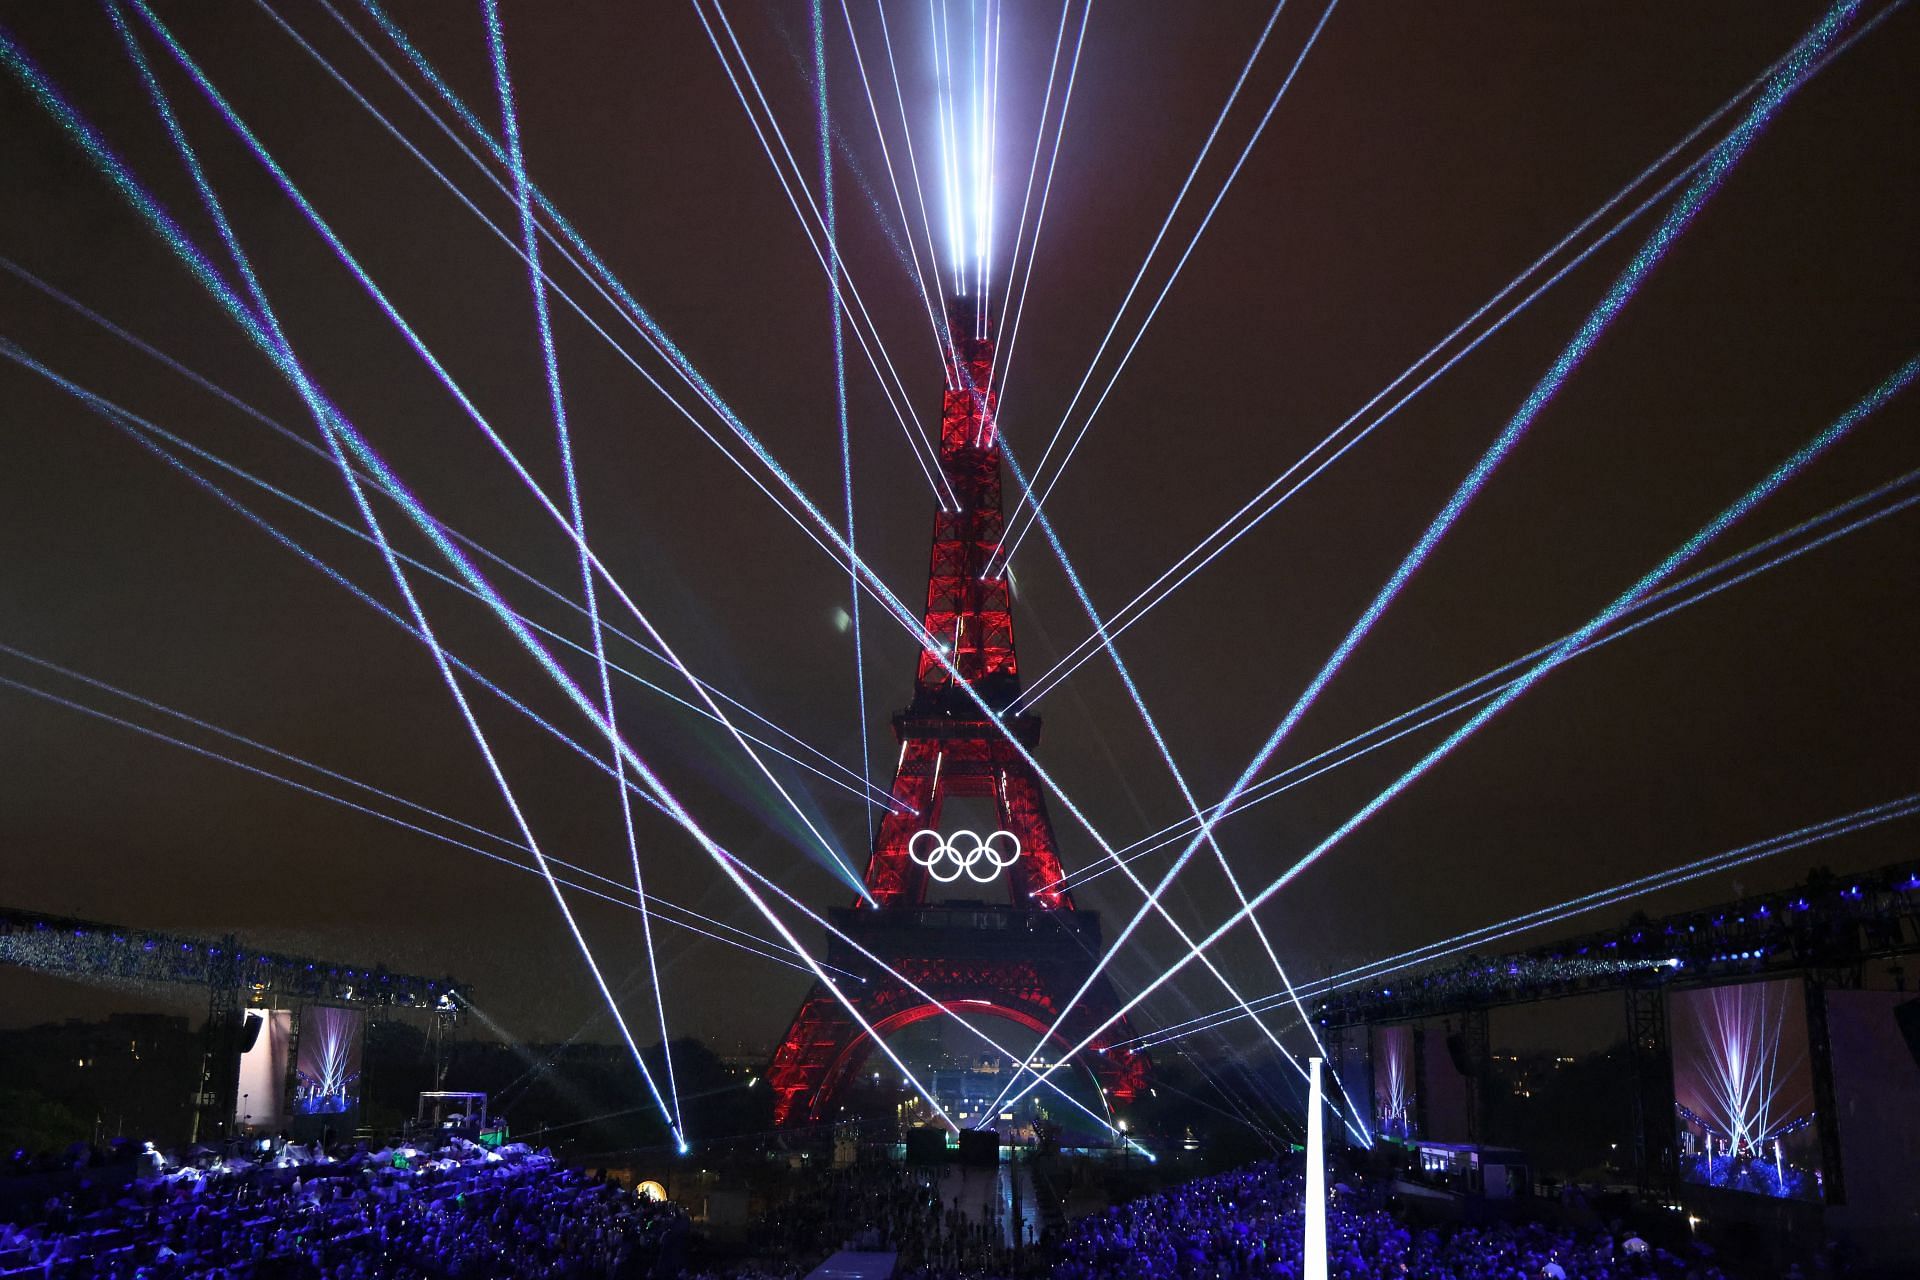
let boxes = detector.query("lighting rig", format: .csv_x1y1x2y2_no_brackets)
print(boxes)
1,906,469,1138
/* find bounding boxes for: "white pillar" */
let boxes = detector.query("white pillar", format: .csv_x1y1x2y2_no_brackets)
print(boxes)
1305,1056,1328,1280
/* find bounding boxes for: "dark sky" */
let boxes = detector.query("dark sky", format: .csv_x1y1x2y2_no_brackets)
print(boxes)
2,0,1915,1066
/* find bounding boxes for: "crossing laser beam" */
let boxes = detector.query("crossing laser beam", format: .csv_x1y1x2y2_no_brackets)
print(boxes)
993,346,1917,1115
234,10,929,789
1124,796,1920,1049
338,0,958,547
133,0,875,904
145,0,1146,953
0,310,896,822
837,0,950,371
981,439,1370,1142
994,0,1291,553
16,11,952,1135
999,0,1867,1093
1050,468,1920,895
349,0,1335,1060
1005,0,1907,714
0,352,863,986
0,639,862,984
485,0,682,1137
987,0,1087,406
811,0,877,854
109,0,686,1141
695,0,954,508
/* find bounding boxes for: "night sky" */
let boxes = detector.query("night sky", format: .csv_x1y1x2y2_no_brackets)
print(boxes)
2,1,1915,1062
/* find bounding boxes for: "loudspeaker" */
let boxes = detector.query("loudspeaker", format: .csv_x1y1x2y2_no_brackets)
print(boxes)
237,1011,265,1053
1445,1032,1472,1077
957,1129,999,1167
1894,996,1920,1070
905,1128,948,1164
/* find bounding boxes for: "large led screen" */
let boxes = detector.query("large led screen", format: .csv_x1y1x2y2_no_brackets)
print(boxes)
1672,978,1822,1201
234,1009,292,1130
1371,1024,1416,1140
295,1005,365,1116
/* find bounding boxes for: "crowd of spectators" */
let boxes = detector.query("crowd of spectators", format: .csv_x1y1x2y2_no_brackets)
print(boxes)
0,1137,686,1279
7,1141,1761,1280
1053,1161,1729,1280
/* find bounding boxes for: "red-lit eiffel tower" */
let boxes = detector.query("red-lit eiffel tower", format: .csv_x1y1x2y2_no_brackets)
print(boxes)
766,298,1149,1129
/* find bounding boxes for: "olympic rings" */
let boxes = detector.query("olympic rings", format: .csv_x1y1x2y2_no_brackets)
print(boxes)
906,829,1024,883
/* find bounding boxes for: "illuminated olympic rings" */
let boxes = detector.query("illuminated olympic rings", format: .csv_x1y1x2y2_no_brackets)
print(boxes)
907,829,1024,883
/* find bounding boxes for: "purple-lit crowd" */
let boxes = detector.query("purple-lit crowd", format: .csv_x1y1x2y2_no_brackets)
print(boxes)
4,1143,1751,1280
0,1138,685,1278
1054,1162,1724,1280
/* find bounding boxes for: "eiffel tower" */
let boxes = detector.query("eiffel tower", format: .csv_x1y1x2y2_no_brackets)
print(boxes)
765,298,1149,1128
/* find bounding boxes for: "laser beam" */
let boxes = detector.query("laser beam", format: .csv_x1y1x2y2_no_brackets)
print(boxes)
110,0,686,1141
15,14,942,1133
995,344,1916,1114
999,0,1867,1096
485,0,682,1137
1007,0,1907,712
810,0,876,854
134,0,876,903
1125,795,1920,1049
992,0,1341,576
1051,467,1920,895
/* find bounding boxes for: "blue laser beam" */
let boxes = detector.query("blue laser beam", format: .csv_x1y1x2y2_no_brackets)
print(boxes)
810,0,876,854
106,0,687,1142
234,7,930,760
705,831,1125,1137
0,299,895,822
130,0,874,904
340,0,1164,947
980,439,1370,1142
993,0,1340,576
0,638,858,983
0,349,867,986
45,0,1127,951
997,0,1288,534
60,4,959,1124
1126,796,1920,1049
986,0,1086,404
872,0,953,376
484,0,682,1138
1052,468,1920,894
343,0,956,528
695,0,953,507
53,3,914,1135
1004,1,1868,1092
836,0,950,370
338,0,943,602
995,347,1918,1114
1006,0,1907,713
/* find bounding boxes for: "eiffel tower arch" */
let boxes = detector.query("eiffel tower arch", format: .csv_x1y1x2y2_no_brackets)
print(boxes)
766,298,1149,1129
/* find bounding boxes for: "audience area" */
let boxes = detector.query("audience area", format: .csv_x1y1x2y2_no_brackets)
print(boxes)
0,1137,686,1279
3,1142,1751,1280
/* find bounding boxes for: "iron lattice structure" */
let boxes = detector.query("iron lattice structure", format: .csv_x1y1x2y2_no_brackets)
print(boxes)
766,300,1148,1127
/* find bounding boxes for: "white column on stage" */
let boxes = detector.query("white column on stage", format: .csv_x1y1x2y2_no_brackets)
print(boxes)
1306,1055,1328,1280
